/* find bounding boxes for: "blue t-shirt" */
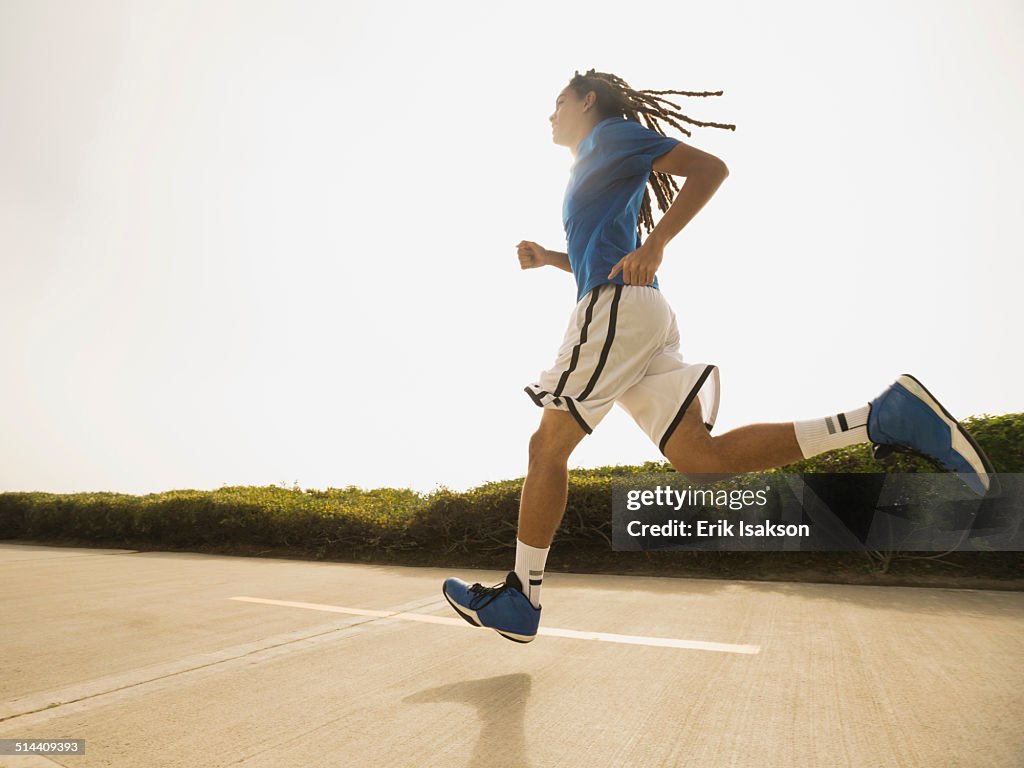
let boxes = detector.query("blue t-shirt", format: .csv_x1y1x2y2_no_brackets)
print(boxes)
562,116,680,302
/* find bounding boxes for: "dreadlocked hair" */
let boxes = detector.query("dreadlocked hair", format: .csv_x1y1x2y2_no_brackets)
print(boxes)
568,68,736,243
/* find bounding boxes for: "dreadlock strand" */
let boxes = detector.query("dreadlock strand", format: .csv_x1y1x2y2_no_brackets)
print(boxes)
650,173,671,213
642,88,725,98
637,195,653,244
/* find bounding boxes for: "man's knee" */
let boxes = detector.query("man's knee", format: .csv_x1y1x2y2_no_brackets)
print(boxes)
528,410,586,465
666,446,725,477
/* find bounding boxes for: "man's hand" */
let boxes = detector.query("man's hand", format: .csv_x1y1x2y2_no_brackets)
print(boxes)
608,239,665,285
517,240,548,269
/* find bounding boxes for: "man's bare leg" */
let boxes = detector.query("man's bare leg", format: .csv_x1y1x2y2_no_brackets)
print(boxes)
518,405,805,545
663,403,803,478
517,408,588,548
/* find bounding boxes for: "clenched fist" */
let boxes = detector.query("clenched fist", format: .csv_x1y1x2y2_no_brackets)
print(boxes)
517,240,548,270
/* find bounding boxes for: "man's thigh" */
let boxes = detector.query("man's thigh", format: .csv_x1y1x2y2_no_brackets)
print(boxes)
661,400,718,475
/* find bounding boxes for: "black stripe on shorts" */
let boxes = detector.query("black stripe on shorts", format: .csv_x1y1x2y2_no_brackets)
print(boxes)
553,286,602,398
578,284,623,401
564,398,592,435
524,386,545,407
658,365,715,454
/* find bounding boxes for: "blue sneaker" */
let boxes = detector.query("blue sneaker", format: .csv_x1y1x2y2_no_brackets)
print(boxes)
442,571,541,643
868,374,998,497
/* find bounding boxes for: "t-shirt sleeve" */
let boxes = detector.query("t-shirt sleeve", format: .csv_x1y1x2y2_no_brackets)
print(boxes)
599,118,680,179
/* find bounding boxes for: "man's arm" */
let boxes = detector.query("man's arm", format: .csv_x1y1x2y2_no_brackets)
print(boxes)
647,141,729,249
543,250,573,273
607,142,729,283
518,240,574,273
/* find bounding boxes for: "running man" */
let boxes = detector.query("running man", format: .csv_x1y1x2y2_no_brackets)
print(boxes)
442,69,996,643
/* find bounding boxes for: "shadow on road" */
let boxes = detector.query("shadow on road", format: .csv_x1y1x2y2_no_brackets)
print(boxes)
404,672,533,768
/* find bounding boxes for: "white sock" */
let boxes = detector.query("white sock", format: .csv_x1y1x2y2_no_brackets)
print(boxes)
793,404,871,458
513,539,548,609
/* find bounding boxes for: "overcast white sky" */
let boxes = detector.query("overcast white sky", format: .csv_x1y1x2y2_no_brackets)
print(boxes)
2,0,1022,495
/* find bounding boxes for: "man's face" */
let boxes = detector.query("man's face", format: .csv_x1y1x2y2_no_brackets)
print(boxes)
549,86,594,150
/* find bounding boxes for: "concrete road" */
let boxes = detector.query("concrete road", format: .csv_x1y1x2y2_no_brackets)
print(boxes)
1,542,1022,768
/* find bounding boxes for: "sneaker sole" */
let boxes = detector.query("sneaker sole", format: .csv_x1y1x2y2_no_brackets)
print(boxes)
895,373,997,494
442,586,536,644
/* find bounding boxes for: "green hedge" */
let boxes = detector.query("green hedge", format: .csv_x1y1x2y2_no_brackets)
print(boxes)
1,413,1021,564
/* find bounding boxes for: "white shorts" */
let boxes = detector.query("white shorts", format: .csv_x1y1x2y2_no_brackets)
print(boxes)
524,284,720,454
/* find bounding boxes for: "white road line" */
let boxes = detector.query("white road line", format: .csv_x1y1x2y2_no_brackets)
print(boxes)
539,626,760,653
229,596,761,655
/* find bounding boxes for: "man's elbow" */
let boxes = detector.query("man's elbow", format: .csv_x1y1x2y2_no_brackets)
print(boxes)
695,156,728,182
